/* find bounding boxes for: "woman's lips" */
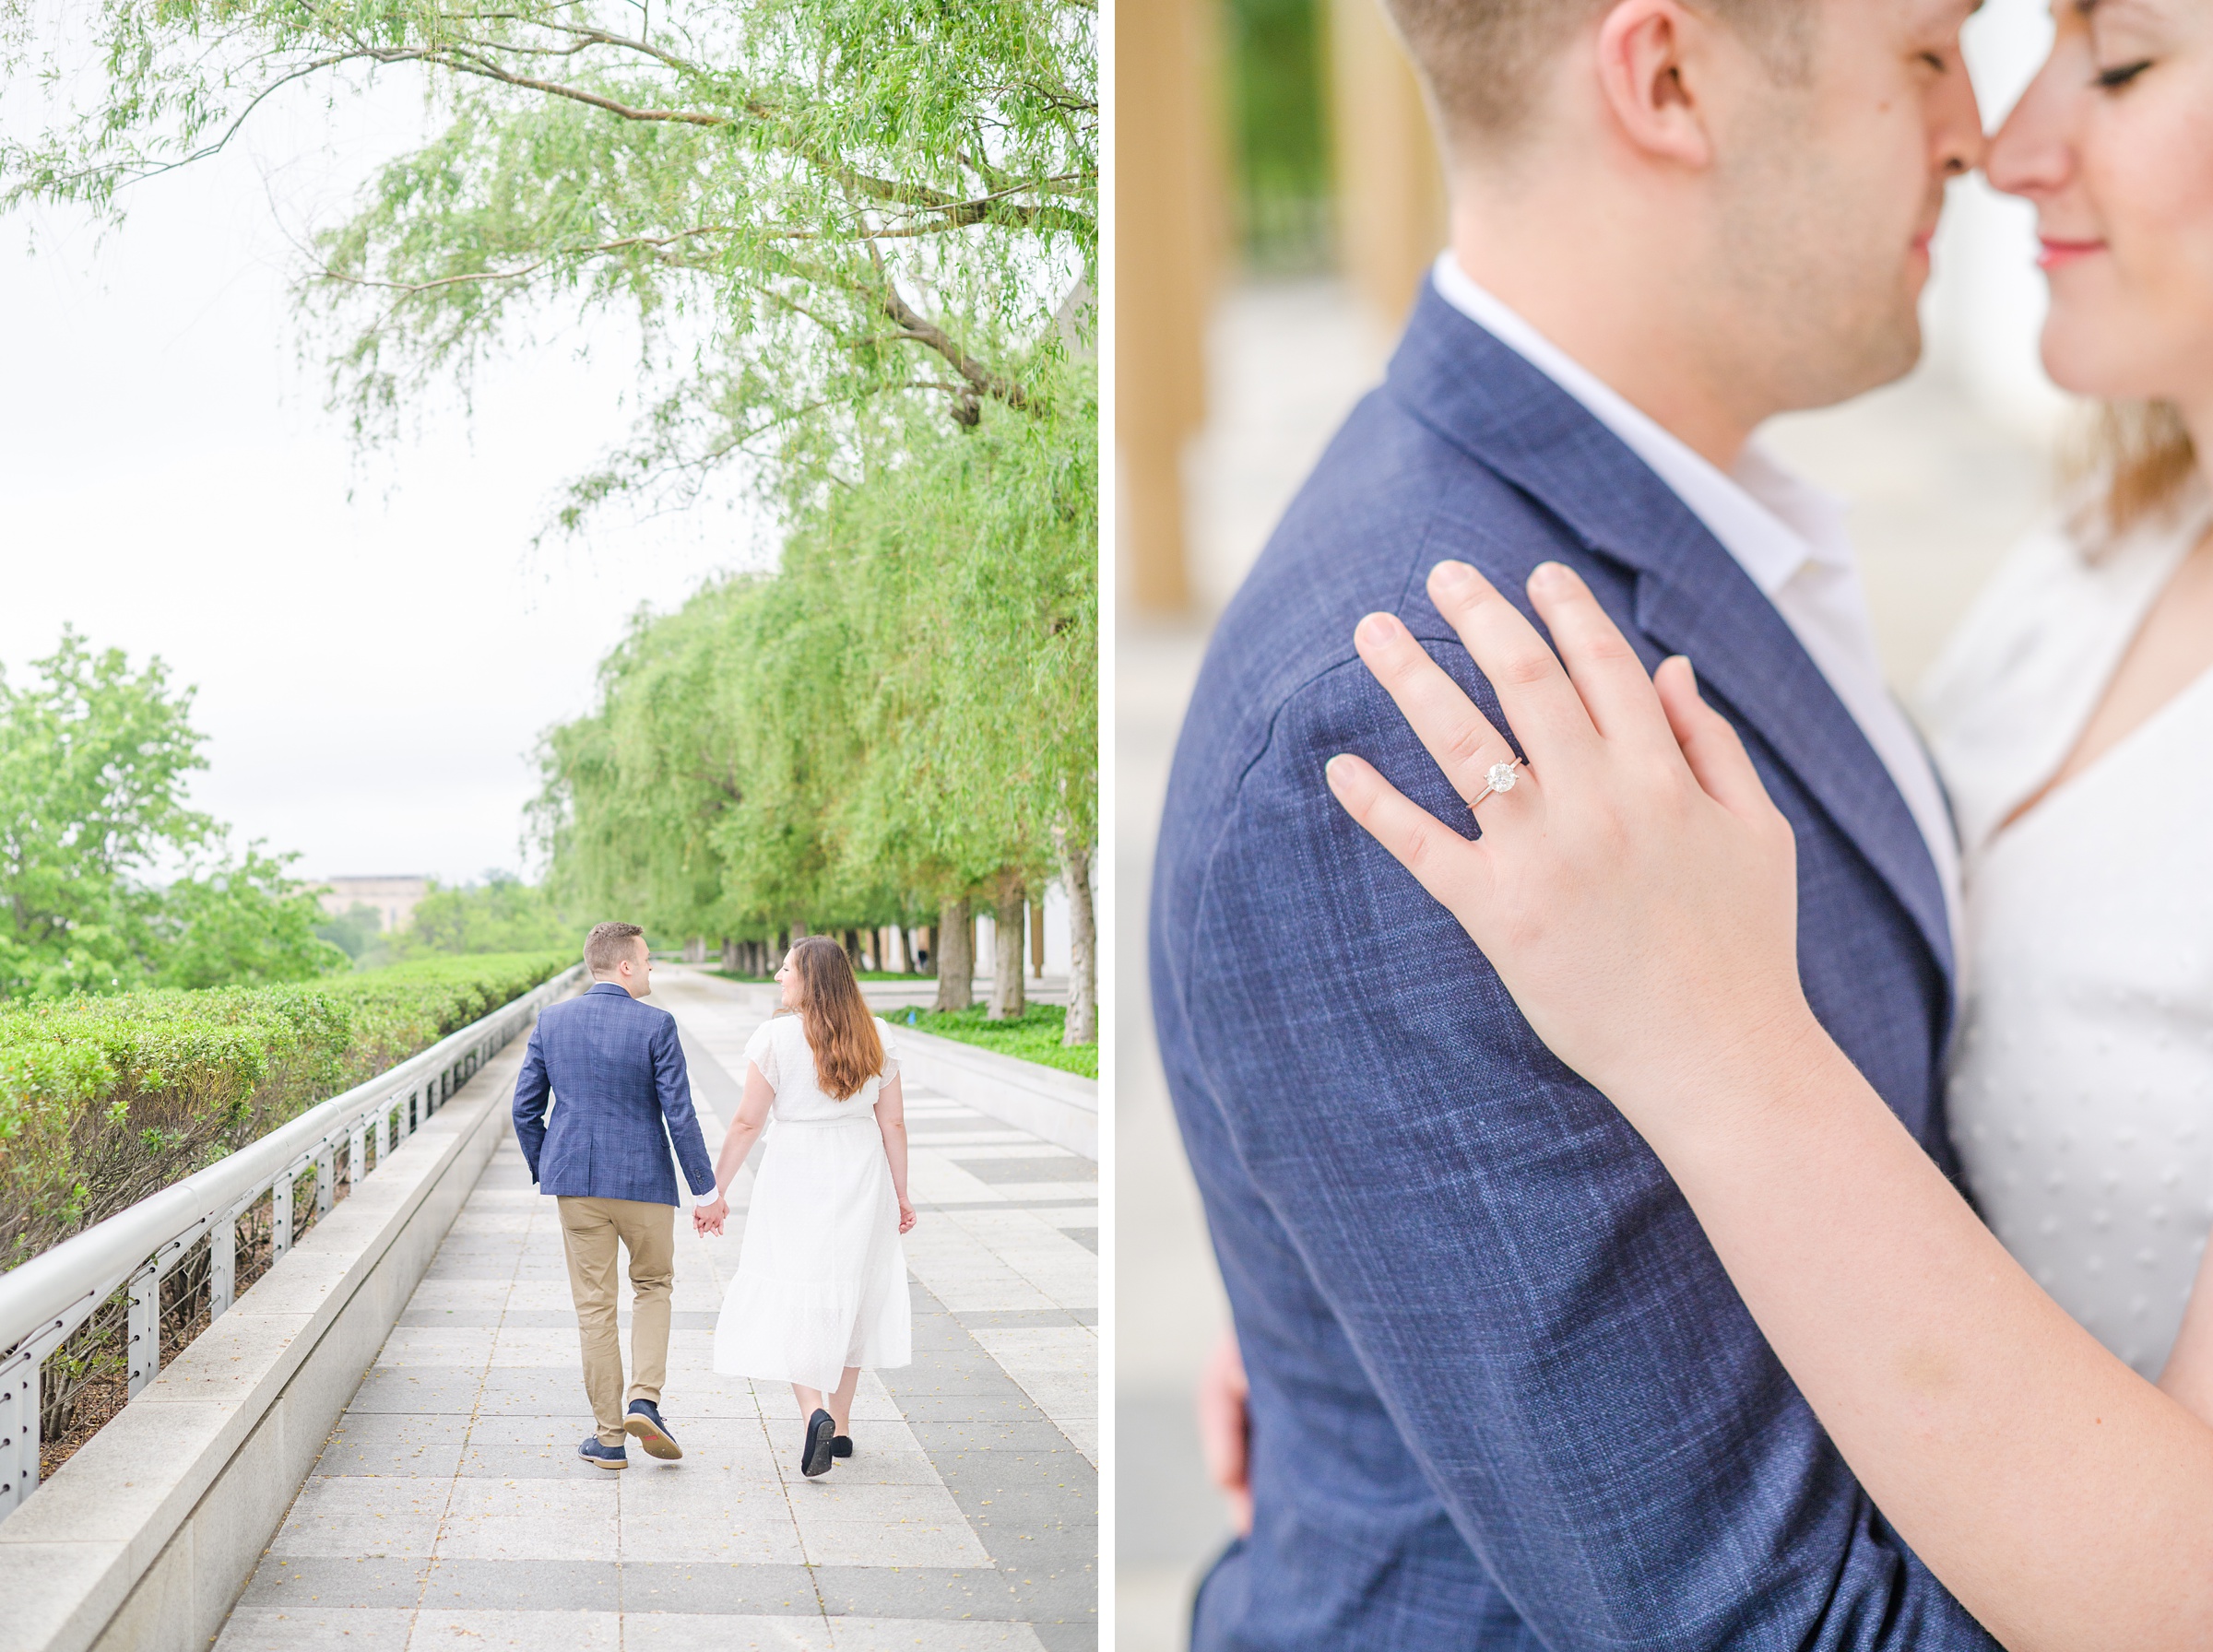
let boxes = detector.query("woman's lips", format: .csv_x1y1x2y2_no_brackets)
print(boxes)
2039,237,2106,271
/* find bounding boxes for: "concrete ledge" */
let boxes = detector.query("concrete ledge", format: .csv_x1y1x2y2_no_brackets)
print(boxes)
0,1033,538,1652
891,1027,1097,1162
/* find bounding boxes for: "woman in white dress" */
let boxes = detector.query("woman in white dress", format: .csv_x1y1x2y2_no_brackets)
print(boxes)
693,937,917,1478
1305,5,2213,1641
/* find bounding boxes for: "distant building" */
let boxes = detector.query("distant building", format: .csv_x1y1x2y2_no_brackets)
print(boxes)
318,876,430,934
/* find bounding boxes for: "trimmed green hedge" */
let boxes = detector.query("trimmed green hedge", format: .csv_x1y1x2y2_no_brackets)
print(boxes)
0,952,572,1267
891,1003,1096,1080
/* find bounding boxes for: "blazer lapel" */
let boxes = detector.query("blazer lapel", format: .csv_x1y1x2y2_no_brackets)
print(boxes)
1385,284,1956,996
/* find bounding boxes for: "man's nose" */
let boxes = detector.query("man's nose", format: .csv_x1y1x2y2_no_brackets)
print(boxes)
1937,62,1989,178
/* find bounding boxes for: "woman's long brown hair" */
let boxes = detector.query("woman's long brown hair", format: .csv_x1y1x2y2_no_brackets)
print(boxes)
787,936,886,1101
2078,399,2198,547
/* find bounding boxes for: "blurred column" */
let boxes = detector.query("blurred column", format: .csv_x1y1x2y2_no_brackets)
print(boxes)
1118,0,1228,614
1325,0,1448,325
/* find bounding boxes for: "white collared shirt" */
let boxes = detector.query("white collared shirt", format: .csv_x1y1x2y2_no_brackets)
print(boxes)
1431,253,1963,958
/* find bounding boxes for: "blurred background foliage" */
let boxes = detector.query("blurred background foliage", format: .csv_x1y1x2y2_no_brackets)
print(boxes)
1225,0,1332,274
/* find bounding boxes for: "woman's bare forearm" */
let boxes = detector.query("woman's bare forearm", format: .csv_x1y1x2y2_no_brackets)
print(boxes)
711,1120,759,1193
881,1121,908,1205
1631,1019,2213,1651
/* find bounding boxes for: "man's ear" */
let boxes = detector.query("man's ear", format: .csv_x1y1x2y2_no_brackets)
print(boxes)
1593,0,1718,171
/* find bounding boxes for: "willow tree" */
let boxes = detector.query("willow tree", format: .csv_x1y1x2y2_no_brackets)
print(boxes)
815,394,1097,1036
535,388,1097,1037
2,0,1097,524
4,0,1098,1034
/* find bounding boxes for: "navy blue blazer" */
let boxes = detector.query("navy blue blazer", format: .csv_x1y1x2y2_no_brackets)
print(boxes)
1152,284,1994,1649
511,983,716,1206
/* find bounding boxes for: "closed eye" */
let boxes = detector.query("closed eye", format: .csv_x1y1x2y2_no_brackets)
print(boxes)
2095,58,2153,88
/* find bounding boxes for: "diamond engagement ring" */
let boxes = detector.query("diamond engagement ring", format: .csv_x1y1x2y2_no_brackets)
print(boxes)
1470,758,1524,815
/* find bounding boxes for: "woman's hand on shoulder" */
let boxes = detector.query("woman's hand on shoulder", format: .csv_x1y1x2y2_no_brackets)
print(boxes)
1325,560,1824,1127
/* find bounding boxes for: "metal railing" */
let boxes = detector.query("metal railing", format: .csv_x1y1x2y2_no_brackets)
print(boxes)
0,963,584,1518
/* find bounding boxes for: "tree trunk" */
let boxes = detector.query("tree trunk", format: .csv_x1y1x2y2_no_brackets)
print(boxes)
720,938,739,973
1058,829,1096,1045
1029,902,1047,979
988,871,1025,1022
918,926,936,977
933,901,974,1011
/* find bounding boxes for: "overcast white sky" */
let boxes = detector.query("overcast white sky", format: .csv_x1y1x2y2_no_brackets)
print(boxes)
0,75,767,886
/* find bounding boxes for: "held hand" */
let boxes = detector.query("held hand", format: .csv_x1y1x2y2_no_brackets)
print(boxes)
1197,1327,1254,1538
1325,561,1821,1126
897,1199,917,1234
693,1197,729,1237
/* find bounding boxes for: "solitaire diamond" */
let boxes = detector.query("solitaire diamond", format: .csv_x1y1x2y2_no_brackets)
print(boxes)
1485,761,1519,795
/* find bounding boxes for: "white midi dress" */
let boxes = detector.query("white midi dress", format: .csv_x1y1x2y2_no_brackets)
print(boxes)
712,1013,912,1390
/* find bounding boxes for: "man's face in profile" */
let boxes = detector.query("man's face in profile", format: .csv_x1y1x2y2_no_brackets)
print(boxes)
1711,0,1985,413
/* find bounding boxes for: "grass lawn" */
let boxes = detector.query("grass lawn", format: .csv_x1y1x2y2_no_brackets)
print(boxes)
887,1002,1096,1080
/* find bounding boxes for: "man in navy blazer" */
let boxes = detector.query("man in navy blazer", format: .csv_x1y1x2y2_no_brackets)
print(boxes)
513,920,717,1469
1156,3,2002,1646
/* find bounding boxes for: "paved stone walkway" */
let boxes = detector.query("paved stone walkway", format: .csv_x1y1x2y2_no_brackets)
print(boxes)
216,969,1097,1650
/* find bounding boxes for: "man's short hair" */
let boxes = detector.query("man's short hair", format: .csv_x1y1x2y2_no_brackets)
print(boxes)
585,921,646,974
1382,0,1809,150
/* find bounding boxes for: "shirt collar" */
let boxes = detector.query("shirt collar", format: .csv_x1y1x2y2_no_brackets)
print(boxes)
1429,253,1853,596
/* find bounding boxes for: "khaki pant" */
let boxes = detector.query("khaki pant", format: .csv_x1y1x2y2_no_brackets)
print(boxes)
557,1197,675,1446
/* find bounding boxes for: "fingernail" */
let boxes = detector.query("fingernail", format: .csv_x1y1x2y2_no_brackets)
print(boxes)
1531,561,1571,592
1431,560,1475,592
1355,612,1400,648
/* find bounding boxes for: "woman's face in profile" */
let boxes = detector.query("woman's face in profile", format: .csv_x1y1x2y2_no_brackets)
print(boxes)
1986,0,2213,404
776,951,801,1009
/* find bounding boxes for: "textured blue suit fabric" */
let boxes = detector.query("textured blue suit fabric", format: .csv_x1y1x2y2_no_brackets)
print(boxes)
1151,285,1995,1650
512,983,716,1206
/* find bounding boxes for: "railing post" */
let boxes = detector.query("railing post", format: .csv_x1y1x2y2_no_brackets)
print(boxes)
351,1123,368,1186
210,1215,235,1320
0,1353,37,1516
375,1105,392,1162
272,1170,293,1259
126,1262,161,1397
316,1148,335,1216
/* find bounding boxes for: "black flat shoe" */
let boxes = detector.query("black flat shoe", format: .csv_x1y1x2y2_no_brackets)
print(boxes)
800,1408,836,1478
832,1434,853,1458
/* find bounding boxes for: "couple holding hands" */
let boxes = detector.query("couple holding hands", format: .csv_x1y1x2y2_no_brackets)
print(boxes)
1159,1,2213,1647
511,925,917,1483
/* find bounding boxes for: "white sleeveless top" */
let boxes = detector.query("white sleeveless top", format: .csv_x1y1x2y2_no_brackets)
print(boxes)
1920,490,2213,1377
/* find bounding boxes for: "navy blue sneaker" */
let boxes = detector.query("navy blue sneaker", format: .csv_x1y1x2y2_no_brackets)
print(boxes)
578,1435,627,1470
800,1408,836,1478
624,1398,682,1460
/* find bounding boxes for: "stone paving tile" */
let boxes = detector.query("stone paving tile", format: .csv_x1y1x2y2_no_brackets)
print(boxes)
316,1414,472,1479
217,1606,417,1652
407,1609,621,1652
624,1616,834,1652
271,1476,450,1558
219,969,1095,1649
237,1557,432,1607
